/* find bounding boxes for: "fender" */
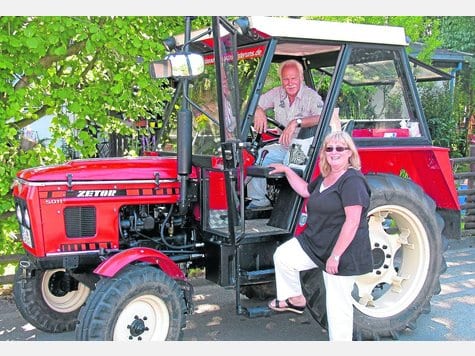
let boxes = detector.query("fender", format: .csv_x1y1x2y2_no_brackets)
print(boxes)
94,247,186,280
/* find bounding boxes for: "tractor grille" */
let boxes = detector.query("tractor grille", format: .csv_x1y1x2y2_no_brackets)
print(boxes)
64,206,96,238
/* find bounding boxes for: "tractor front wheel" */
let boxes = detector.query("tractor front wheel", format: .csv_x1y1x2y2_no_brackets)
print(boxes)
75,265,186,341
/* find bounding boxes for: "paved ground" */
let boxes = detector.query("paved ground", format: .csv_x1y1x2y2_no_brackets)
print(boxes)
1,238,474,345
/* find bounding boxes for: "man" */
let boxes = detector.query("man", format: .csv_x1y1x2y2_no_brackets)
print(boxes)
247,59,324,210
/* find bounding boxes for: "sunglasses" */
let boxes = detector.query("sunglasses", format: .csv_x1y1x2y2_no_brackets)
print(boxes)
325,146,349,153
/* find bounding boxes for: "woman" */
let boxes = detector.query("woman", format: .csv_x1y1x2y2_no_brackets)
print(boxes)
266,130,373,341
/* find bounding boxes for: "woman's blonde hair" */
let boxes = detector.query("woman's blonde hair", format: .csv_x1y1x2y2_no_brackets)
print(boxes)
318,131,361,177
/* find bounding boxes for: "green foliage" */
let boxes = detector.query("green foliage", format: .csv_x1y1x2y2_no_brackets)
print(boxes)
306,16,443,62
440,17,475,54
438,17,474,157
419,82,466,157
0,16,210,255
338,85,377,120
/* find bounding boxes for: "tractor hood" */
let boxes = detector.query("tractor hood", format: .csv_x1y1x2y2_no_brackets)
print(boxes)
16,156,197,182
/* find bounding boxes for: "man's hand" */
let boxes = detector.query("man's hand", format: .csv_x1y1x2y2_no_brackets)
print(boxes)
330,108,341,132
253,107,267,133
279,120,297,147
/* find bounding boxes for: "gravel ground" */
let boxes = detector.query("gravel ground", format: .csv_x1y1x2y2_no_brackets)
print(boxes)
1,237,474,344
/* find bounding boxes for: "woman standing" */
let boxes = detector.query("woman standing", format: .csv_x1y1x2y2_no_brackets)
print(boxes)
266,130,373,341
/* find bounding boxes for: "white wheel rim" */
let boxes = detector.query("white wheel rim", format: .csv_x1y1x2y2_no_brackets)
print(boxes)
113,294,170,341
41,268,90,313
353,205,431,318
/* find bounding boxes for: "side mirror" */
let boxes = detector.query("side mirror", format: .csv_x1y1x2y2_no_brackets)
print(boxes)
150,53,204,79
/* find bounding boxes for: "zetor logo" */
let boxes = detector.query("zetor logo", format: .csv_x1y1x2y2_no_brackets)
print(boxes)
65,189,125,198
76,190,117,197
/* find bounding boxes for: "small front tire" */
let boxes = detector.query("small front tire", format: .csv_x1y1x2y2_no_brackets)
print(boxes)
75,265,186,341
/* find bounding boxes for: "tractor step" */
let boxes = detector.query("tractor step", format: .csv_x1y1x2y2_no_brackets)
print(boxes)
242,305,272,318
240,268,275,280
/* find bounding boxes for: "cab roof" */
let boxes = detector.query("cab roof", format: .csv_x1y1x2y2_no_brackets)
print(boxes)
246,16,408,46
178,16,408,56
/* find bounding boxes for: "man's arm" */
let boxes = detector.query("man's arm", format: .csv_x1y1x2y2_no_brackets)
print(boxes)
279,115,321,147
253,87,279,133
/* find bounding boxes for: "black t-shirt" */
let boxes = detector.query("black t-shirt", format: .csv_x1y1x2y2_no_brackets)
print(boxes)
297,168,373,276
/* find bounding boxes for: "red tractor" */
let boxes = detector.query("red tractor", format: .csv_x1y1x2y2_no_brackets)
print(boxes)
11,16,459,341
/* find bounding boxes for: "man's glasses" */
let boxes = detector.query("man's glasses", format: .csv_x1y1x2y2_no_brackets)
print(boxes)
325,146,349,152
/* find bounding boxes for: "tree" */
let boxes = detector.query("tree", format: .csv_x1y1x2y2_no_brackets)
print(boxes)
307,16,443,61
308,16,473,156
439,17,475,154
0,16,209,255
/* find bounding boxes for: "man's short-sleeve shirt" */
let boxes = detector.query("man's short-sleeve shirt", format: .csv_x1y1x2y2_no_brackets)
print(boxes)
258,84,323,137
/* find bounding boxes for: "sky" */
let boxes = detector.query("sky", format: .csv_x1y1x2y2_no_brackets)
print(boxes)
2,0,474,16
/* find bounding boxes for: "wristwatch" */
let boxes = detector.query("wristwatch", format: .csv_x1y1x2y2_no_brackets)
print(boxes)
296,118,302,128
333,255,340,262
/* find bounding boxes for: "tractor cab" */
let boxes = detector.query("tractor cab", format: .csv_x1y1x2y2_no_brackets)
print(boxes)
150,16,455,317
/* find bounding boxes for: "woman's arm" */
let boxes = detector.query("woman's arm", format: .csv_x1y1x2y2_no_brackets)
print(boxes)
326,204,363,274
268,163,310,198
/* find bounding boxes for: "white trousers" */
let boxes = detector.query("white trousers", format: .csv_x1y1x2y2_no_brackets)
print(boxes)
273,237,356,341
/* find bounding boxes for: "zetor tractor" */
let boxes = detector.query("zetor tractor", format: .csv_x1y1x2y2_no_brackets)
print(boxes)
12,16,459,341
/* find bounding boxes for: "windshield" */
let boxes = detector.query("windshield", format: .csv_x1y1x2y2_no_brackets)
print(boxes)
315,46,432,140
160,27,265,156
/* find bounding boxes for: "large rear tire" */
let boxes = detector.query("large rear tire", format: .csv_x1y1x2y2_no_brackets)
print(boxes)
75,265,186,341
13,258,90,333
303,173,447,340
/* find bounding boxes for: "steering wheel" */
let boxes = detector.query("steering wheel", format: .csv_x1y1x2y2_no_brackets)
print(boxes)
248,117,286,159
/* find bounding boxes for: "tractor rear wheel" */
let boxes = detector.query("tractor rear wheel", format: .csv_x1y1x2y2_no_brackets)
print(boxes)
13,260,90,333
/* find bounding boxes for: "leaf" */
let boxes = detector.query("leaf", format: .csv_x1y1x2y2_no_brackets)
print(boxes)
53,45,68,56
26,37,40,49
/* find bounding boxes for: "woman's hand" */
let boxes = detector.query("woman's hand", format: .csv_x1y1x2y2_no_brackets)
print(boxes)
269,163,310,198
326,256,339,275
268,163,287,175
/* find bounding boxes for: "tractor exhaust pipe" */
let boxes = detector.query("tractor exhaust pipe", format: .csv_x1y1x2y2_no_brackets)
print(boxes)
177,16,194,214
177,107,192,214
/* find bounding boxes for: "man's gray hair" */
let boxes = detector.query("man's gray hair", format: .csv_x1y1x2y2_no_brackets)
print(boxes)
279,59,304,80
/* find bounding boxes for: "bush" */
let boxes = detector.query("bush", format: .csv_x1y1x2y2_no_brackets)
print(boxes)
418,81,467,157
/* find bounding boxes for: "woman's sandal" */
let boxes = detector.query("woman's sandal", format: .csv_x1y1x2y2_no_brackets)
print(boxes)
268,298,306,314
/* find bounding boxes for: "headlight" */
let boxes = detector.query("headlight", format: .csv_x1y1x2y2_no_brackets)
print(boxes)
24,208,31,228
16,205,23,224
20,226,33,248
